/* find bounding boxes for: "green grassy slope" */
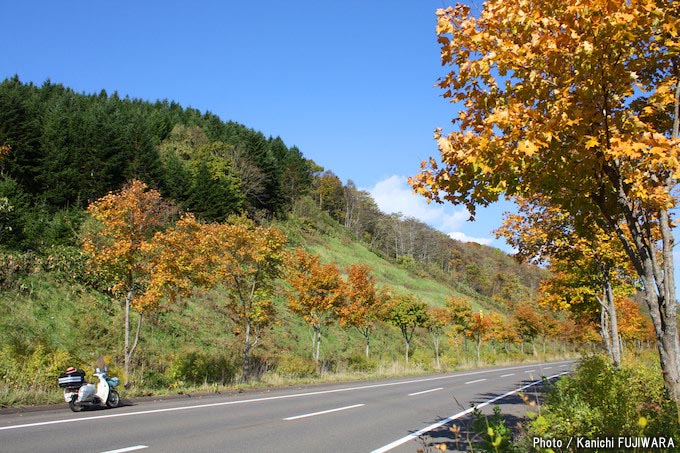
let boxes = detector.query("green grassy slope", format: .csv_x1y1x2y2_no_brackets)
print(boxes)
0,203,539,407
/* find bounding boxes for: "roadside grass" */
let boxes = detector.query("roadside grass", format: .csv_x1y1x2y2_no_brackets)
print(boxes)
1,347,577,408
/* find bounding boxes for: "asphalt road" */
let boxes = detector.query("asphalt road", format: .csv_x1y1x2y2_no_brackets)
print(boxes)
0,360,574,453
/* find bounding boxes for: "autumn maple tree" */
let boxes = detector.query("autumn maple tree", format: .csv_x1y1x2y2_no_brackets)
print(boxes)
496,197,635,366
337,264,384,358
467,310,493,362
198,217,287,382
511,302,542,356
425,307,450,369
285,248,345,363
82,180,175,385
411,0,680,402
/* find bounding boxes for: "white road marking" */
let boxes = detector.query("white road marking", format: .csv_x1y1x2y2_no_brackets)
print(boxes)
0,361,575,432
524,369,537,373
465,379,486,385
408,387,443,396
101,446,148,453
544,367,552,370
500,373,515,378
283,403,364,421
370,372,570,453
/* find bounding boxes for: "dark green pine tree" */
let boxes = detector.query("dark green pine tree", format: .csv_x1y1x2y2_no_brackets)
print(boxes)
159,150,191,206
245,132,280,214
0,77,44,196
278,145,314,208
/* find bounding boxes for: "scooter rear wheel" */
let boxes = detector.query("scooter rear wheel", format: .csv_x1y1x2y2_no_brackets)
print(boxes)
106,390,120,408
68,395,83,412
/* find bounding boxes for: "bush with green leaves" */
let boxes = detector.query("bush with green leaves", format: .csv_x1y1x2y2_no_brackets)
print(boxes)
276,354,317,378
345,353,377,372
168,349,237,386
472,405,516,453
524,354,679,442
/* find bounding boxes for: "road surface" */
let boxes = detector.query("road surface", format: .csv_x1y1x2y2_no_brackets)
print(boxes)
0,360,574,452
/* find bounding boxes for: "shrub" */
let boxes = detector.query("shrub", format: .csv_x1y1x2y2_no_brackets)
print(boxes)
0,343,75,390
276,354,317,378
345,353,377,372
169,350,237,386
524,354,679,441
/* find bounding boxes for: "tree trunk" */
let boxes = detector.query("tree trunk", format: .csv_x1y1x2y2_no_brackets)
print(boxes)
600,302,613,360
604,278,622,367
124,290,131,386
123,290,142,387
242,320,252,383
364,330,370,359
313,325,322,363
404,339,410,365
599,94,680,404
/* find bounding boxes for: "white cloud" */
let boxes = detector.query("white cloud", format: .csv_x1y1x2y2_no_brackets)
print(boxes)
368,175,468,230
366,175,496,246
448,232,494,246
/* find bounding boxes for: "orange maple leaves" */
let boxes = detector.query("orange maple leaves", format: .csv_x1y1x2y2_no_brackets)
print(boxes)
412,0,680,218
83,180,175,310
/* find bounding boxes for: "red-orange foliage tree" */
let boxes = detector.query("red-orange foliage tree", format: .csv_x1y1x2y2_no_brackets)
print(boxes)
285,248,345,363
337,264,384,359
83,180,175,385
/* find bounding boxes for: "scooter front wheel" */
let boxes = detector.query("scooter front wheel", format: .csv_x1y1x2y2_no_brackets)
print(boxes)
68,395,83,412
106,390,120,408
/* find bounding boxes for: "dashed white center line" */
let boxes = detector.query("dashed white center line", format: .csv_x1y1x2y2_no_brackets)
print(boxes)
524,369,537,373
371,372,571,453
283,403,365,421
465,378,487,385
544,366,553,370
500,373,515,378
408,387,444,396
101,446,148,453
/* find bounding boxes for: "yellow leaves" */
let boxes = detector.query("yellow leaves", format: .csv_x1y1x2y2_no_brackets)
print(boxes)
518,139,539,156
584,136,599,149
580,41,594,54
436,14,454,36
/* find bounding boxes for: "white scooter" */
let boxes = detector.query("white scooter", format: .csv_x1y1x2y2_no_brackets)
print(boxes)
59,367,121,412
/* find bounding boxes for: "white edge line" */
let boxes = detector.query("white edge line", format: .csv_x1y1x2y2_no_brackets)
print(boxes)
408,388,444,397
370,372,570,453
465,378,487,385
101,446,148,453
0,361,575,432
283,403,364,421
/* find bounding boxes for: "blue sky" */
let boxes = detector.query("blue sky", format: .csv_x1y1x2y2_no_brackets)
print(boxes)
2,0,512,249
3,1,679,300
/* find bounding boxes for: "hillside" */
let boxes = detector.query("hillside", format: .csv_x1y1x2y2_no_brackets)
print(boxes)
0,78,556,405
